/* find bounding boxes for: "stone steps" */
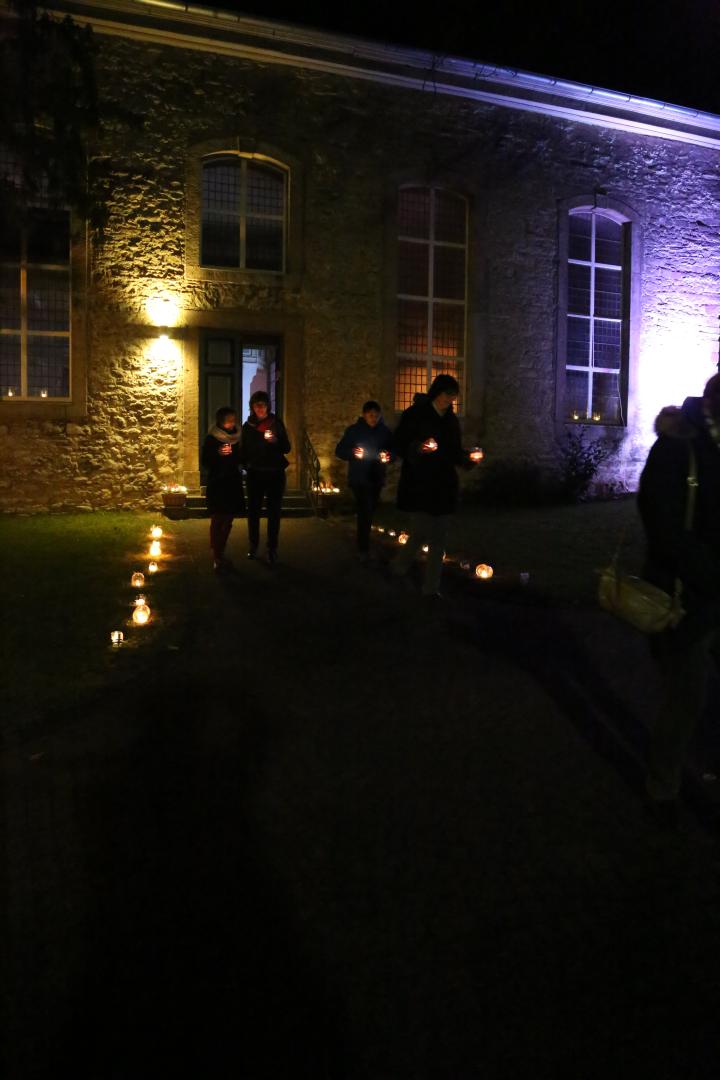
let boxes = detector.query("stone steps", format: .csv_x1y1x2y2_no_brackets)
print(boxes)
164,489,316,520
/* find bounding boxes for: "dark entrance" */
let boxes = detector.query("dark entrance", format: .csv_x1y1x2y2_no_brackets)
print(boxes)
199,332,281,455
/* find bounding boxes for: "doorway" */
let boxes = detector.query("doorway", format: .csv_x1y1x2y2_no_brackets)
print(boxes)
199,333,281,456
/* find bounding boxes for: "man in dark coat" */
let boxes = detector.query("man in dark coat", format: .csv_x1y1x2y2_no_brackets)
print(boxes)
201,406,245,572
335,399,394,561
391,374,482,597
241,390,291,564
638,372,720,812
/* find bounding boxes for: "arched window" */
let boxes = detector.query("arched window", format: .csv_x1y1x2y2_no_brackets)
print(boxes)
395,186,468,412
563,208,630,425
201,155,287,272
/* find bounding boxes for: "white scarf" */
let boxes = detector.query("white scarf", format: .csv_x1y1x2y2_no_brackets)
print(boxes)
209,424,241,446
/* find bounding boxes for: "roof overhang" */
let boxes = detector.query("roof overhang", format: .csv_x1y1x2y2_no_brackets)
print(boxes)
38,0,720,152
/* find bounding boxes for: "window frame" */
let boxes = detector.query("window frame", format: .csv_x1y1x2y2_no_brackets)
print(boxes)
556,195,639,429
200,154,287,273
185,140,302,285
394,184,469,415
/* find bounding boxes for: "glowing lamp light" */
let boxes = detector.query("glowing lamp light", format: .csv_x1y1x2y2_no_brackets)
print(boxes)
132,603,151,626
146,295,180,327
149,540,162,558
148,561,159,574
475,564,494,580
398,532,409,545
131,572,145,588
150,525,163,539
422,544,430,553
110,630,124,648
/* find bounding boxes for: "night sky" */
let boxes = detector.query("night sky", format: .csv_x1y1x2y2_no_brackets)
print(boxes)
213,0,720,114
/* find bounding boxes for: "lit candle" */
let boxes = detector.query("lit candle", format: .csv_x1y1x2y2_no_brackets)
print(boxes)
572,410,580,421
398,532,409,545
148,561,159,574
40,389,48,399
131,572,145,587
475,564,494,580
134,594,147,606
377,527,385,533
592,412,601,422
7,389,14,398
149,540,162,557
150,525,163,539
110,630,124,647
425,437,438,452
353,446,365,458
469,447,484,463
422,544,430,553
379,450,391,464
264,429,274,441
132,603,151,626
388,530,396,538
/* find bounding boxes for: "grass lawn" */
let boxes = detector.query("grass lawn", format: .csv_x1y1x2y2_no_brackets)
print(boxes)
0,512,191,739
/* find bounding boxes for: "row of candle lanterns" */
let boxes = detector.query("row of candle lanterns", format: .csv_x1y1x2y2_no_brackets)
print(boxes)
372,525,496,581
110,524,167,647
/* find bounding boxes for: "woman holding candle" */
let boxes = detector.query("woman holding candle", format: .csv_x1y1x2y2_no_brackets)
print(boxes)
391,374,481,598
241,390,291,564
201,405,245,573
335,400,394,562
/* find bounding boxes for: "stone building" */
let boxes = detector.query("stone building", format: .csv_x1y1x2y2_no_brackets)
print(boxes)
2,0,720,511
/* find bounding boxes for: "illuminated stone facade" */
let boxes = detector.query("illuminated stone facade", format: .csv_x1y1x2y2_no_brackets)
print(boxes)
1,0,720,511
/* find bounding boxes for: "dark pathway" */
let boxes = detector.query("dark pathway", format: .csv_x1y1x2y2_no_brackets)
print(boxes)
4,518,720,1079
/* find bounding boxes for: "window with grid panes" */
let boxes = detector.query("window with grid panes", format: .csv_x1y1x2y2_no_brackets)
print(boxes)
0,202,71,401
565,210,629,425
395,187,467,413
201,156,286,271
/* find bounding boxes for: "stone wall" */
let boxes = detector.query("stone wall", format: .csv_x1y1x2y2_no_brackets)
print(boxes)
2,27,720,510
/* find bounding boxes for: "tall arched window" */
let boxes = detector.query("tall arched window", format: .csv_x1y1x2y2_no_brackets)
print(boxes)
564,208,630,425
201,155,287,272
395,186,468,412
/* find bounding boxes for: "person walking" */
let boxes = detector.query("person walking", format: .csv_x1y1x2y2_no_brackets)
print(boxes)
241,390,291,565
391,374,482,598
201,406,245,573
638,372,720,822
335,399,394,562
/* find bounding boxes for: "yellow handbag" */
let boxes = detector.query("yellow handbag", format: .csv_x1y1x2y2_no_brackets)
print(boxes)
598,445,697,634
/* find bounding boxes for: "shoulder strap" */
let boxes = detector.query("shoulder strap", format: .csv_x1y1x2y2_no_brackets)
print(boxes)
684,442,698,532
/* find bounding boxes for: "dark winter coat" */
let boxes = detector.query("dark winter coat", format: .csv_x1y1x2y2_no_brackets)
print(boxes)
393,394,471,515
638,395,720,638
201,426,245,515
241,413,291,472
335,417,394,487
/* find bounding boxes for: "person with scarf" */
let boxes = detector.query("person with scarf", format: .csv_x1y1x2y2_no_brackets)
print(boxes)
335,399,394,562
638,372,720,822
241,390,291,564
201,406,245,573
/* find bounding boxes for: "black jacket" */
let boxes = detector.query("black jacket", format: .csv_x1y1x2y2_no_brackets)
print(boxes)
638,396,720,634
335,417,394,487
201,428,245,515
393,394,471,515
241,413,291,471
